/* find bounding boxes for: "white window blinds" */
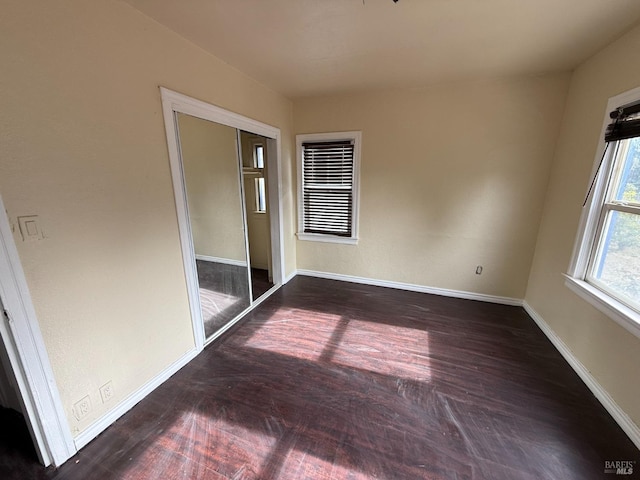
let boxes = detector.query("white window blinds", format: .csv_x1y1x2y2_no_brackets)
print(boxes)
301,140,355,237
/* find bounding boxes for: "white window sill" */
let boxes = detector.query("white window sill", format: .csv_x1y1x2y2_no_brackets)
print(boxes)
297,232,358,245
564,275,640,339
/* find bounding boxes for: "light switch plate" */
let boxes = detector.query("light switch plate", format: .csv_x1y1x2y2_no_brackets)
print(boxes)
17,215,44,241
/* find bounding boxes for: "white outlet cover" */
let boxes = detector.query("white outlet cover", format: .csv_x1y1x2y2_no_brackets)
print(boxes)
73,395,91,421
99,381,114,403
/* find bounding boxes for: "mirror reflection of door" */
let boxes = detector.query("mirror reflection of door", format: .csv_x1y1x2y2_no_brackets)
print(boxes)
240,131,274,300
177,113,250,339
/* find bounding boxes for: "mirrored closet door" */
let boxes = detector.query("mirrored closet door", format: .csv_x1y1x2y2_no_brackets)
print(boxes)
177,113,252,338
161,88,283,346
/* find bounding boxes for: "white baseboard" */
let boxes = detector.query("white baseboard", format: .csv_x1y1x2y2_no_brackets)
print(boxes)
295,269,523,306
73,347,199,450
195,254,247,267
523,302,640,450
204,283,281,347
284,269,297,284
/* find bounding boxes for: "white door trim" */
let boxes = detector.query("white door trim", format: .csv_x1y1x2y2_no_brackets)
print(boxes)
0,196,76,466
159,87,285,350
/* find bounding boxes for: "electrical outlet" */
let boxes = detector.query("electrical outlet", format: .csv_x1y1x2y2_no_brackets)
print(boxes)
475,265,483,275
100,381,114,403
73,396,91,421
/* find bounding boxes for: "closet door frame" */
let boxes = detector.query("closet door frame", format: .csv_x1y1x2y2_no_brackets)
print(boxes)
160,87,285,350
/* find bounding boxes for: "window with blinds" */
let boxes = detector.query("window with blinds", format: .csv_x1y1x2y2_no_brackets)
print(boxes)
296,132,361,244
567,86,640,337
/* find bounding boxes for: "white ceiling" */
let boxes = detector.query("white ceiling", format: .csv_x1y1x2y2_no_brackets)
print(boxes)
124,0,640,98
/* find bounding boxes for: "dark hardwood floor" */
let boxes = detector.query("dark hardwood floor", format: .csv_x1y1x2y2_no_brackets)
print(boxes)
251,268,273,300
3,276,639,479
196,260,251,337
196,262,273,338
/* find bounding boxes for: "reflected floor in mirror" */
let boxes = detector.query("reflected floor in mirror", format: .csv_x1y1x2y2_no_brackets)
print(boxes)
7,276,639,479
251,268,273,300
197,260,250,338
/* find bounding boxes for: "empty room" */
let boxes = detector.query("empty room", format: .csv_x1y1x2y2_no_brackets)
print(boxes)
1,0,640,478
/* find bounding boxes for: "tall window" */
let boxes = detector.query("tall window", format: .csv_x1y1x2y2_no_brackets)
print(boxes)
296,132,361,244
586,137,640,308
255,177,266,213
567,86,640,337
254,144,265,169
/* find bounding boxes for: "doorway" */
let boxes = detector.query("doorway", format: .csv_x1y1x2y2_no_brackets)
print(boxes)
0,301,39,464
160,88,285,349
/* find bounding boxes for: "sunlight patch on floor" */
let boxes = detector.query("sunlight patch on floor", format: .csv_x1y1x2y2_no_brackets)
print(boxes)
120,410,277,480
242,307,431,382
273,447,371,480
199,287,244,322
242,308,343,362
331,319,431,382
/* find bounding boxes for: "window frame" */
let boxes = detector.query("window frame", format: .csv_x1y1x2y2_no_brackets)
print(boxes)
242,140,267,214
251,142,267,213
566,85,640,339
253,143,265,169
255,177,266,213
296,131,362,245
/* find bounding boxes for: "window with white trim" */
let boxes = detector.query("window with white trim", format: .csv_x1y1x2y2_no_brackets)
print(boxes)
296,132,361,244
567,86,640,338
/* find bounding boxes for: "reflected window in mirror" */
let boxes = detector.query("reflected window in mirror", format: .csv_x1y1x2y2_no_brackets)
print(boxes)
254,144,265,169
255,177,266,213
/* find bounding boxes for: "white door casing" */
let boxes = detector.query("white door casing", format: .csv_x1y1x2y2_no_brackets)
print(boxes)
0,196,76,466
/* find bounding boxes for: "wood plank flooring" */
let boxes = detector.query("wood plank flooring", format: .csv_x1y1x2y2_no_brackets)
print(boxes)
196,260,251,338
196,262,273,338
251,268,273,301
2,276,638,479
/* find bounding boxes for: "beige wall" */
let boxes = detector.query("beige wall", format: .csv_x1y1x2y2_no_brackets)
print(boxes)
294,75,570,299
0,0,294,435
526,24,640,426
178,114,246,263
